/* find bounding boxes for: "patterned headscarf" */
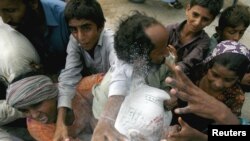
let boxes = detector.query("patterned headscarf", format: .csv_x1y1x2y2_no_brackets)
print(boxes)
6,75,58,108
204,40,250,63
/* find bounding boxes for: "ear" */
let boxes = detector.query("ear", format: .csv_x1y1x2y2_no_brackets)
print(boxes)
185,4,191,16
29,0,39,10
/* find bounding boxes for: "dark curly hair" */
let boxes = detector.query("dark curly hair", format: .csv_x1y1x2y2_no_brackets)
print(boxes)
114,11,160,65
217,5,250,34
189,0,224,18
64,0,105,28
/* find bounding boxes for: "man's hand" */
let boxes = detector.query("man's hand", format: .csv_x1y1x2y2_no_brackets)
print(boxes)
165,66,239,124
53,107,69,141
91,96,128,141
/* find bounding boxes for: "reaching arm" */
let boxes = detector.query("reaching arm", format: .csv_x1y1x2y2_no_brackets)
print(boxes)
165,66,239,125
54,35,84,141
91,95,128,141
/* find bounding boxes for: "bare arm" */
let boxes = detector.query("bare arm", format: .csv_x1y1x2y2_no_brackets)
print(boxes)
91,95,128,141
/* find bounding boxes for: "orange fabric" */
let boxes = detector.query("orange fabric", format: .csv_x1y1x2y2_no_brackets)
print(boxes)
76,73,104,94
27,118,55,141
27,73,104,141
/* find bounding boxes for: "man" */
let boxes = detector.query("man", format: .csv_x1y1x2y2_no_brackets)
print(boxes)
0,0,70,75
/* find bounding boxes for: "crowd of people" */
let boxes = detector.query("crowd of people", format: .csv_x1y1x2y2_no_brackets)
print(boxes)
0,0,250,141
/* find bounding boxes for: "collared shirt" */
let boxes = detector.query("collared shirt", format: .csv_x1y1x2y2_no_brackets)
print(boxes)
58,29,116,108
41,0,70,73
166,20,210,76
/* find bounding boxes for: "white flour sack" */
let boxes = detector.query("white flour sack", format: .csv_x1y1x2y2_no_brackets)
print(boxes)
0,18,40,83
115,80,172,141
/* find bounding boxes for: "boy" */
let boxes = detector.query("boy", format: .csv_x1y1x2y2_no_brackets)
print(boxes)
166,0,223,77
56,0,116,140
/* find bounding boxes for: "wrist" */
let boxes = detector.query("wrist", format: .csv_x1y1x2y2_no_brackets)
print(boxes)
214,106,239,124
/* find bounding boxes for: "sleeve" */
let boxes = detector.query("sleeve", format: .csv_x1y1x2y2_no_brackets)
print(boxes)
178,36,210,76
0,100,25,126
58,35,83,109
108,60,131,97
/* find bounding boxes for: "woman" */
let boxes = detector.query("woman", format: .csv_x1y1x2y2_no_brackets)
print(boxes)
168,40,250,141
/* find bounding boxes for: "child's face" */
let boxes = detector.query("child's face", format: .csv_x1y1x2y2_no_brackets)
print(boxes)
221,23,247,42
68,18,103,51
19,98,57,124
185,5,214,33
145,24,169,64
206,63,238,93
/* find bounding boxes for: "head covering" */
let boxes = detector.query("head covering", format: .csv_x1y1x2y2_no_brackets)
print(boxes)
6,75,58,108
204,40,250,63
0,18,40,83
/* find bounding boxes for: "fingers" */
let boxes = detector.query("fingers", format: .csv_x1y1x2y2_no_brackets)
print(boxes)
177,117,188,128
174,106,191,115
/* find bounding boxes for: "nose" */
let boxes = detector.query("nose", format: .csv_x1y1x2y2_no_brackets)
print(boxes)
193,17,202,27
77,29,86,42
213,79,224,90
232,33,241,42
27,109,40,120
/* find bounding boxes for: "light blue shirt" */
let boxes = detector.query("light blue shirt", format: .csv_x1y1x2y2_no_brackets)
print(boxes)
41,0,70,54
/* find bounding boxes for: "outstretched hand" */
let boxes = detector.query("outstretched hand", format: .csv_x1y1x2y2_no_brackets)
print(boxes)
164,65,239,124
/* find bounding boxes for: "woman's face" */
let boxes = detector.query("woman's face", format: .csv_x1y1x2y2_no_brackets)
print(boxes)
19,98,57,124
206,63,239,93
146,24,169,64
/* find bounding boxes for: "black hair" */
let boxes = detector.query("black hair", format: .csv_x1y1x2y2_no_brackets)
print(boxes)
217,5,250,32
114,11,160,65
64,0,106,28
207,53,250,80
189,0,224,18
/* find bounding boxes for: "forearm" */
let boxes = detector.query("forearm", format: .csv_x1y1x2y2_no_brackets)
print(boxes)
100,95,125,124
213,104,239,125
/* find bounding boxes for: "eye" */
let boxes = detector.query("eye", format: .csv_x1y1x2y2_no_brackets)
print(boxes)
192,12,199,18
80,25,91,32
3,8,16,13
224,78,237,83
69,27,77,33
30,102,42,109
18,109,29,114
211,71,219,78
